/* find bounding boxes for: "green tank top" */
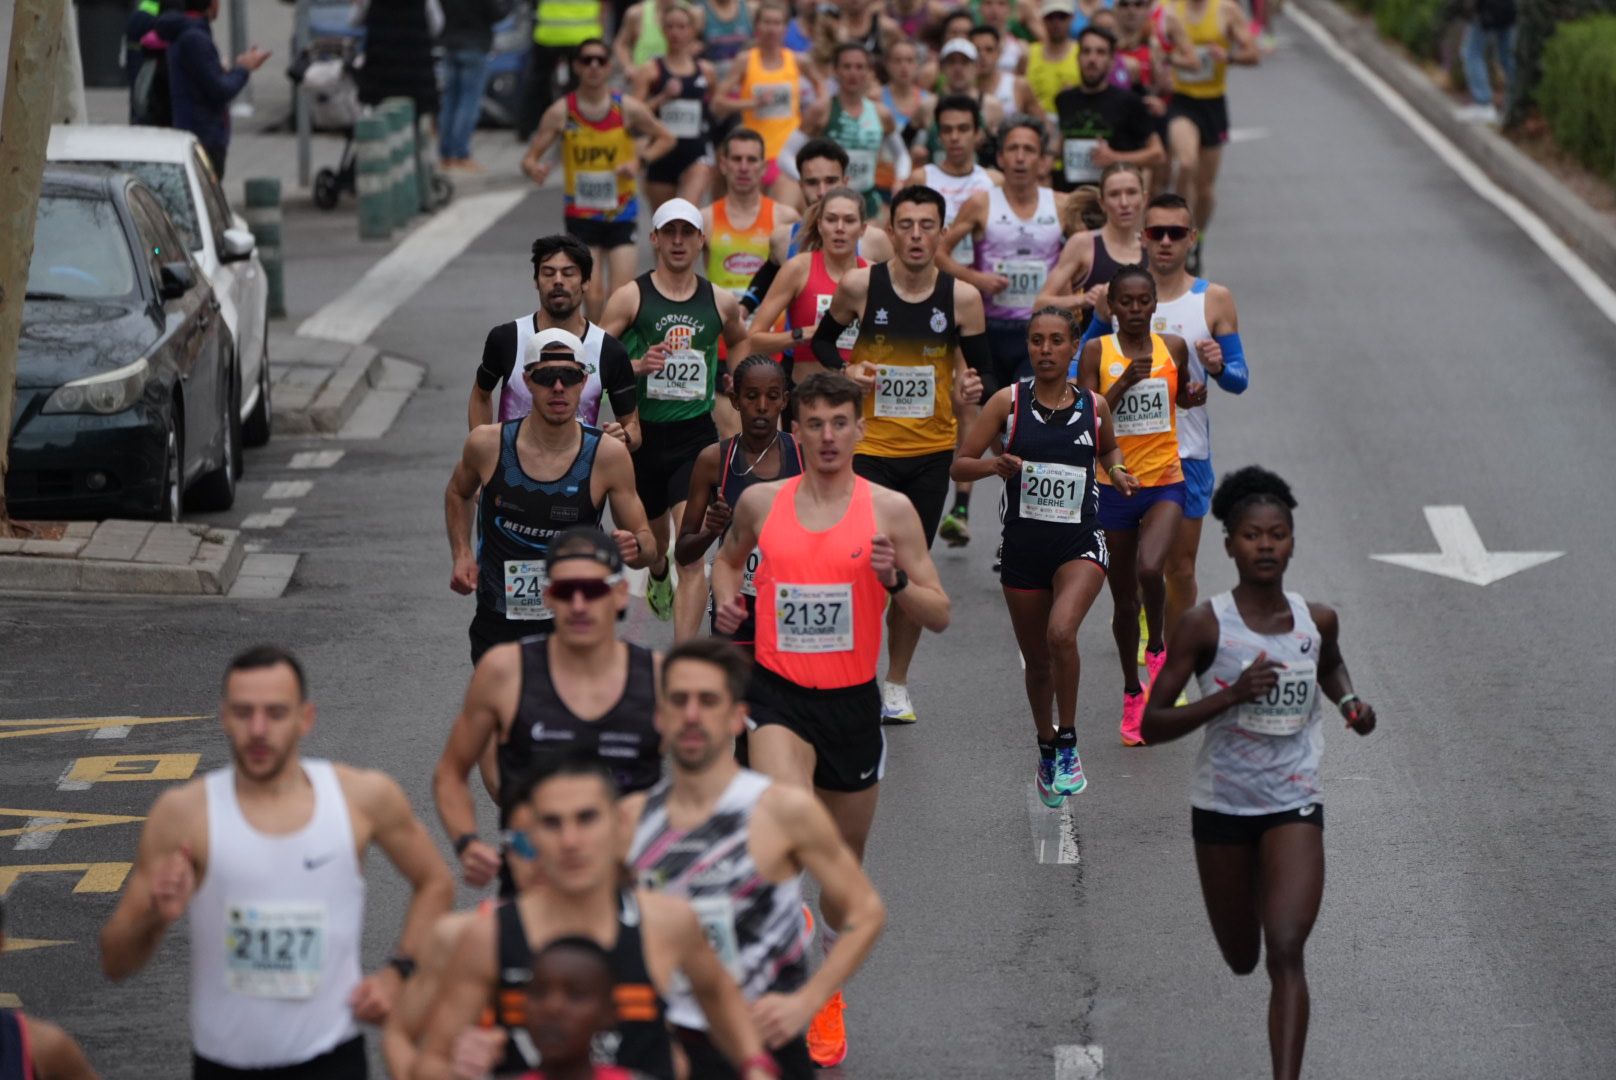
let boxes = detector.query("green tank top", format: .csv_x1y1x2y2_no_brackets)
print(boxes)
623,272,723,423
634,1,669,65
828,97,884,196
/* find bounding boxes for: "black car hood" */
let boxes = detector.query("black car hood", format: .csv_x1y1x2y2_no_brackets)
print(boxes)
17,299,161,390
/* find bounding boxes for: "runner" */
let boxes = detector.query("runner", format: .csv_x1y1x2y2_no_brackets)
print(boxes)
448,329,656,664
977,0,1030,72
1141,466,1379,1080
1162,0,1259,271
673,356,801,652
522,40,676,319
413,757,778,1080
876,40,936,194
711,371,951,1062
696,0,755,82
100,645,455,1078
1074,263,1203,745
613,0,681,72
1025,0,1085,116
830,0,902,76
970,24,1041,122
713,2,815,205
811,186,991,724
953,306,1137,803
434,527,663,893
631,2,716,209
1034,162,1146,324
746,187,870,386
630,638,887,1075
0,900,97,1079
1052,26,1164,193
599,198,749,632
470,234,639,450
938,117,1068,389
801,45,899,222
926,40,1006,171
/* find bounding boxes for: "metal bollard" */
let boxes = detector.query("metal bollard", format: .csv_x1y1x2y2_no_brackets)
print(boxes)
415,114,440,212
355,114,393,241
382,97,419,226
241,178,285,317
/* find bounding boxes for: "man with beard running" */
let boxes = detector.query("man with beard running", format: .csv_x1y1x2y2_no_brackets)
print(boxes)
101,646,455,1079
630,638,886,1076
470,234,640,449
1052,26,1165,193
448,330,656,664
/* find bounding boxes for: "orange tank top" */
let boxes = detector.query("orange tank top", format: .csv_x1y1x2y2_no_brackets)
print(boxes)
1097,333,1183,487
754,476,887,689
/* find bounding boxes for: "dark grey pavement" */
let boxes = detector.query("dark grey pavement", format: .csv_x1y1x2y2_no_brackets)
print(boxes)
4,14,1615,1078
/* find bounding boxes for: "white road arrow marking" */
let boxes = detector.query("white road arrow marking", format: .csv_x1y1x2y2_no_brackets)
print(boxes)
1371,506,1562,586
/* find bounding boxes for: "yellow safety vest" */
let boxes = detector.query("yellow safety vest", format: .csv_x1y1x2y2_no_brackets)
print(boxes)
535,0,603,46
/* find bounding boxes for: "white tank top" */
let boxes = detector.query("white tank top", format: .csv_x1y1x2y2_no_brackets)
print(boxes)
1192,593,1326,815
923,162,998,267
499,315,611,427
991,70,1017,110
1153,280,1214,460
189,760,365,1068
974,186,1063,321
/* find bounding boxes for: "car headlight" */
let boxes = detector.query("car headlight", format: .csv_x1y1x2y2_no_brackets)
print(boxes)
43,357,151,415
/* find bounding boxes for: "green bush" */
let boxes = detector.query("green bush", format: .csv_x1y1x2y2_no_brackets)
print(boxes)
1374,0,1449,56
1512,0,1616,115
1536,14,1616,176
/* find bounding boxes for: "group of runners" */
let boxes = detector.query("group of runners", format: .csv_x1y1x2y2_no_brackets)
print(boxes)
0,5,1385,1080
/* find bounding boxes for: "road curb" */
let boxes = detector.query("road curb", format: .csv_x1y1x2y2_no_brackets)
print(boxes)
0,521,246,597
269,336,385,435
1291,0,1616,289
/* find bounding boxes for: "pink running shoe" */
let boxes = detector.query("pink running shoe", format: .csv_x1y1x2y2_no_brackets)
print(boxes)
1144,647,1167,688
1120,691,1147,746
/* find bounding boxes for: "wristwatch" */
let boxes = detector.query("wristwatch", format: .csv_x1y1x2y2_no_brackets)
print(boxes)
453,832,479,856
791,326,805,342
883,568,909,595
386,954,417,980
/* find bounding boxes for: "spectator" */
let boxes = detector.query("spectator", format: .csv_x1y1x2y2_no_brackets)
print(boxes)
354,0,444,124
126,0,179,127
156,0,270,178
520,0,604,139
440,0,511,172
1454,0,1517,124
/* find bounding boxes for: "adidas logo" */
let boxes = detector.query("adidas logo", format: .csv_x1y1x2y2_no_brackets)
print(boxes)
1074,430,1093,447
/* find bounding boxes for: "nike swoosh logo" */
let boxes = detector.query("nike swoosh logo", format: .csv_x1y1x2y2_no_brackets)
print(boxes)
859,767,877,780
303,853,337,870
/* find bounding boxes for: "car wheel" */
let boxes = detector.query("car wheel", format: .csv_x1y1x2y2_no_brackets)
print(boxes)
244,329,272,447
190,371,239,512
153,410,183,523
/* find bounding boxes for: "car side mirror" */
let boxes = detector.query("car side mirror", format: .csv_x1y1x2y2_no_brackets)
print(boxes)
159,261,196,300
220,227,256,263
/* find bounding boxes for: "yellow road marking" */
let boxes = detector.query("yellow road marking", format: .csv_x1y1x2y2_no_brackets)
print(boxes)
3,938,72,953
0,715,205,740
0,808,146,839
61,754,200,787
0,862,132,896
0,993,19,1008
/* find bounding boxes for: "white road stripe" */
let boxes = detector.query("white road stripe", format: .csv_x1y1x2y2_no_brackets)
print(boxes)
296,190,528,345
56,763,89,792
1027,783,1081,865
242,507,297,529
264,480,314,500
1055,1044,1105,1079
335,358,425,440
229,553,302,600
289,450,345,470
91,724,131,740
13,818,67,852
1287,7,1616,327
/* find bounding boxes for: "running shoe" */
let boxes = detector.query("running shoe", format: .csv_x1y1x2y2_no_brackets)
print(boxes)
807,990,848,1067
1120,691,1147,746
1036,757,1063,807
1144,647,1167,688
938,507,971,546
880,680,917,724
645,564,674,622
1054,743,1087,796
1137,607,1149,665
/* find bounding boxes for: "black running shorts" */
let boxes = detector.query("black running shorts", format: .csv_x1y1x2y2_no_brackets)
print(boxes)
747,665,885,793
194,1036,367,1080
853,449,953,547
1191,803,1324,845
676,1027,814,1080
1000,524,1109,591
633,413,719,521
1166,94,1230,149
564,215,637,251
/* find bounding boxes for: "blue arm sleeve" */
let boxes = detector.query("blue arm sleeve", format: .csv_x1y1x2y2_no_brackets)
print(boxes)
1212,332,1248,394
1069,317,1108,380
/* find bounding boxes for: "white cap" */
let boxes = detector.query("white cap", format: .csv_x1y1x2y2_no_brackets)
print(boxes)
651,197,704,233
523,327,587,368
939,39,978,62
1040,0,1076,16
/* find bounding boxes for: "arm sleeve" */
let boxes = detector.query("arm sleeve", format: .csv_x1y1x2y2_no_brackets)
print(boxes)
1212,332,1249,394
475,322,517,393
810,314,850,369
599,333,640,415
741,259,781,314
959,331,996,400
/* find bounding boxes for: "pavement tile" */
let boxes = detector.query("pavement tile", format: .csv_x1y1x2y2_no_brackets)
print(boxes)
20,538,88,558
80,520,155,562
133,526,202,566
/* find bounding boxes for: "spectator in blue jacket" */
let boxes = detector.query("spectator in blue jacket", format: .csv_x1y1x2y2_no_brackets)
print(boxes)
156,0,271,178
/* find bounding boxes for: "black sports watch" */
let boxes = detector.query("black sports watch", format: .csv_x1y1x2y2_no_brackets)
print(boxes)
387,954,417,980
791,326,805,342
883,568,909,595
453,832,479,856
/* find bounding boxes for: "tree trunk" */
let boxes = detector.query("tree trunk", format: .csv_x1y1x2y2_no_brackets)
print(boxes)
0,0,66,533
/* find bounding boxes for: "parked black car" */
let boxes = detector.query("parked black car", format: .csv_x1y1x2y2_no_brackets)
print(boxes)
6,166,239,521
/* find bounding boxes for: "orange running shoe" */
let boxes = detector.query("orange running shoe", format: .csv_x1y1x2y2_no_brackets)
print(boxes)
807,990,848,1068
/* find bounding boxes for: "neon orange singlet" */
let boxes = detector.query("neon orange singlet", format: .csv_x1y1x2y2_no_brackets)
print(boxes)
753,476,887,689
1097,333,1183,487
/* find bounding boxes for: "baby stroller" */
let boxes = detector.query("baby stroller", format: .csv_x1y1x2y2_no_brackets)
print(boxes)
288,5,365,210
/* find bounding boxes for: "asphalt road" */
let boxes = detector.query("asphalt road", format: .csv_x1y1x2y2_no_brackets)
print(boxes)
4,16,1615,1078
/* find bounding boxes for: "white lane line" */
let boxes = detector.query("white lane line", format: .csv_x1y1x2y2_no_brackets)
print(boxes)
1055,1044,1105,1079
229,554,302,600
296,189,528,345
1227,125,1271,143
1287,7,1616,327
1026,783,1080,865
242,507,297,529
289,450,345,470
91,724,131,740
264,480,314,500
56,763,89,792
13,818,67,852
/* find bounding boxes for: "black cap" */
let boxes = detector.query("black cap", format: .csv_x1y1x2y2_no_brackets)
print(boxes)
545,526,625,575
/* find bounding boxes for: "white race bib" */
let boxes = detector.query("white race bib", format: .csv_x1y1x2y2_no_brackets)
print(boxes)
647,349,708,400
754,84,793,120
1019,462,1086,524
1237,660,1317,736
573,170,618,212
815,293,860,352
503,560,552,621
1184,46,1217,85
1113,377,1171,435
775,582,854,652
1063,138,1100,183
845,148,877,191
690,895,742,979
740,547,761,598
952,232,975,266
874,364,936,418
660,98,703,139
994,258,1047,310
225,902,327,999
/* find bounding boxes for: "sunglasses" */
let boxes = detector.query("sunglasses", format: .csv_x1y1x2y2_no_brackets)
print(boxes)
575,54,610,67
1143,224,1193,241
1116,0,1148,7
546,576,619,602
500,828,537,860
525,364,587,387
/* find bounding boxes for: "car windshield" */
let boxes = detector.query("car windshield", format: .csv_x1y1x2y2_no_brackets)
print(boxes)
27,195,138,300
76,161,201,250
